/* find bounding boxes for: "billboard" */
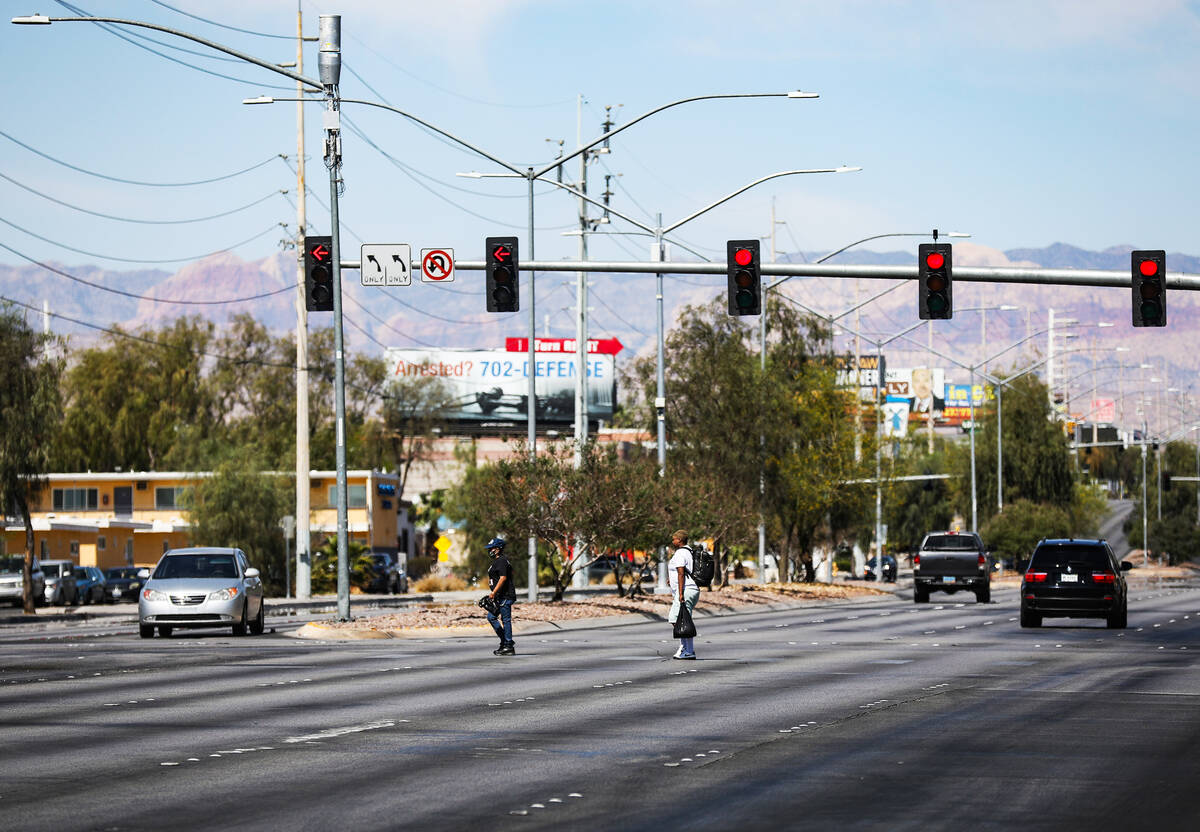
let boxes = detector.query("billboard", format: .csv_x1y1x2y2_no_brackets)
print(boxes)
385,348,616,426
883,367,946,424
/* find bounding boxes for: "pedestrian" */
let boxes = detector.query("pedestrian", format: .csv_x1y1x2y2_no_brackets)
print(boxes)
668,529,700,659
485,537,516,656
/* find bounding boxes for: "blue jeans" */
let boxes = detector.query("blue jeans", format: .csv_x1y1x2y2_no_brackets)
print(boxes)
487,599,514,645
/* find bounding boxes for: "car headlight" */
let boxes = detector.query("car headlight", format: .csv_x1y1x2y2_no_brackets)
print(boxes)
208,587,240,601
143,588,169,602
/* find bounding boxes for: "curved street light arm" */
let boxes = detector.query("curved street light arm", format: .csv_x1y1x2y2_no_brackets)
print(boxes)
533,91,816,180
337,98,525,176
663,167,858,234
16,15,323,90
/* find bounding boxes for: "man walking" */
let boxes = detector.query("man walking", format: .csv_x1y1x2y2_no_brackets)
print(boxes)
485,537,516,656
668,529,700,660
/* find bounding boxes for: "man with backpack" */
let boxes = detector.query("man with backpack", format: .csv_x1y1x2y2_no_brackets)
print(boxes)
668,529,702,660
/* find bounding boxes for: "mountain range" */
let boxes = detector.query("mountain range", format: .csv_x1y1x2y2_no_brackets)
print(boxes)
3,241,1196,408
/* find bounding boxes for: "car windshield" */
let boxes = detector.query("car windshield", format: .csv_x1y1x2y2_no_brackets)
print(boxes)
44,563,69,577
1029,545,1111,571
106,568,137,579
922,535,978,551
153,555,238,580
74,568,89,579
0,556,27,574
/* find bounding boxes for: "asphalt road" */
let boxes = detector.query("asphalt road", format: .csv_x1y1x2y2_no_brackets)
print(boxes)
2,576,1199,832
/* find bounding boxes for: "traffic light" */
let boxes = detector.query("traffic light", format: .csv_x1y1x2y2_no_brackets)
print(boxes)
304,235,334,312
1131,249,1165,327
485,236,519,312
726,240,761,316
918,243,952,320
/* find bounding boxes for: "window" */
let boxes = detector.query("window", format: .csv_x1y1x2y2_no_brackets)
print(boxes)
162,541,169,555
328,484,367,508
97,536,106,551
155,487,190,510
124,539,133,566
70,541,79,556
40,540,48,557
52,488,98,511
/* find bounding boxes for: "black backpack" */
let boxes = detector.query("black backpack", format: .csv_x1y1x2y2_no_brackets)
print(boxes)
686,544,715,588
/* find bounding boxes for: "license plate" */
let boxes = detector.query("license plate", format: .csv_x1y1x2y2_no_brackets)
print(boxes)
942,576,956,583
1061,574,1078,583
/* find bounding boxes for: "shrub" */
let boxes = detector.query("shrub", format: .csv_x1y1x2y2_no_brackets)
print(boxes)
413,574,468,593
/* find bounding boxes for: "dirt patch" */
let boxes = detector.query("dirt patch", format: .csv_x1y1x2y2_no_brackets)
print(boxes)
316,582,893,631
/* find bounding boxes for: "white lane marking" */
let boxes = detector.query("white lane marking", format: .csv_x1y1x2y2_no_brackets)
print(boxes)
282,719,395,744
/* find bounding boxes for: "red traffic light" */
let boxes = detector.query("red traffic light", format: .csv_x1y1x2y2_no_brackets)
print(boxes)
925,252,944,270
1139,259,1158,277
734,247,754,267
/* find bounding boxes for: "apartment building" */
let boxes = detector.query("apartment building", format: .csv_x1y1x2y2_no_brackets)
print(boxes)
1,470,409,570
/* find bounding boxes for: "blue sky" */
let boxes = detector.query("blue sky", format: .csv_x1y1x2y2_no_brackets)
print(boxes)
3,0,1198,279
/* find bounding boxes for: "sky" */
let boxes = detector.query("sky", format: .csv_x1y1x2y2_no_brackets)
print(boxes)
2,0,1199,375
3,0,1198,266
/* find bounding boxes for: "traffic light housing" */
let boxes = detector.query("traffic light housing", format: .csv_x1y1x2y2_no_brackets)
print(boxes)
918,243,952,320
726,240,761,316
485,236,519,312
304,235,334,312
1131,249,1165,327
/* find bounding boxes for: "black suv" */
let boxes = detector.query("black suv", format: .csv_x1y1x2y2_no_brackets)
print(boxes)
1020,538,1131,629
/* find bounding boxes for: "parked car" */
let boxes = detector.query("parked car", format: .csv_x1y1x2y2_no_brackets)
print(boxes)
41,560,79,606
0,555,46,607
73,566,108,605
104,566,145,603
138,547,265,638
863,554,897,582
362,553,407,594
1020,538,1130,629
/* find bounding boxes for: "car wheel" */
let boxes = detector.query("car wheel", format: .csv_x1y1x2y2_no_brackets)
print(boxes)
976,588,991,604
158,625,173,638
249,600,265,635
139,624,154,638
1107,605,1127,629
914,587,929,603
232,602,249,636
1019,607,1041,628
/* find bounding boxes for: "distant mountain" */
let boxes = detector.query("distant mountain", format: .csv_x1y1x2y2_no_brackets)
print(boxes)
3,242,1197,416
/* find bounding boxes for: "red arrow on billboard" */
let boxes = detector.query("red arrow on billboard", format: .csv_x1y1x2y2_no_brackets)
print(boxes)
590,337,623,355
310,243,330,262
492,245,511,262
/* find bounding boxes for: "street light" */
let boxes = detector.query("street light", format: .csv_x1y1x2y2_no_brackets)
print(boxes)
755,230,969,579
255,88,824,600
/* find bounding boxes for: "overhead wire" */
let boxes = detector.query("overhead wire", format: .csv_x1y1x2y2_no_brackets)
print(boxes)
147,0,295,39
54,2,295,91
0,172,286,225
0,215,284,265
0,131,281,188
0,240,294,305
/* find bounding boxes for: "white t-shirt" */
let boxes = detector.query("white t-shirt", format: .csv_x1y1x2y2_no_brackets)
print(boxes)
668,546,697,592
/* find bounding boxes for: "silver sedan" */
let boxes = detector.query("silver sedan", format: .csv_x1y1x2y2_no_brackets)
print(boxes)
138,547,265,638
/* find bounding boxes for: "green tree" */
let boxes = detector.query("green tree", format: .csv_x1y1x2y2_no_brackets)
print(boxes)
184,454,290,595
360,369,456,497
981,499,1071,566
0,305,63,612
53,317,216,472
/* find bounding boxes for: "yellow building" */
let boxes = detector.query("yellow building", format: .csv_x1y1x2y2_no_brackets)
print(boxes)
2,470,408,571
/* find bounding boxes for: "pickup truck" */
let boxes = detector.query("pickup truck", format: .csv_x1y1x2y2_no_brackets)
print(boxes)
913,531,990,603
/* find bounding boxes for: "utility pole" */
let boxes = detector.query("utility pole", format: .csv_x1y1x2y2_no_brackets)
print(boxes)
293,2,312,600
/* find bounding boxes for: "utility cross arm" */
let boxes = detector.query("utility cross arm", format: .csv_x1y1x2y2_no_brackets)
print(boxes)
339,259,1200,290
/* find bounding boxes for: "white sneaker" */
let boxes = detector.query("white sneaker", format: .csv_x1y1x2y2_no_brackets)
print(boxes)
672,646,685,659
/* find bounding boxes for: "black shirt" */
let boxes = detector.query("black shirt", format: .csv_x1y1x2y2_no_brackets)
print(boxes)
488,554,516,600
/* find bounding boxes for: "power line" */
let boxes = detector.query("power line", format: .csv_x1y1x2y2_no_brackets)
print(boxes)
0,130,283,188
148,0,295,39
342,293,443,349
0,215,284,265
0,241,294,305
0,172,286,225
54,1,294,90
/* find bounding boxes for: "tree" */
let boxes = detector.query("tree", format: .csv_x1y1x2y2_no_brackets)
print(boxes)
0,305,63,612
360,369,456,498
447,440,663,600
981,499,1071,567
184,453,289,595
53,317,217,472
